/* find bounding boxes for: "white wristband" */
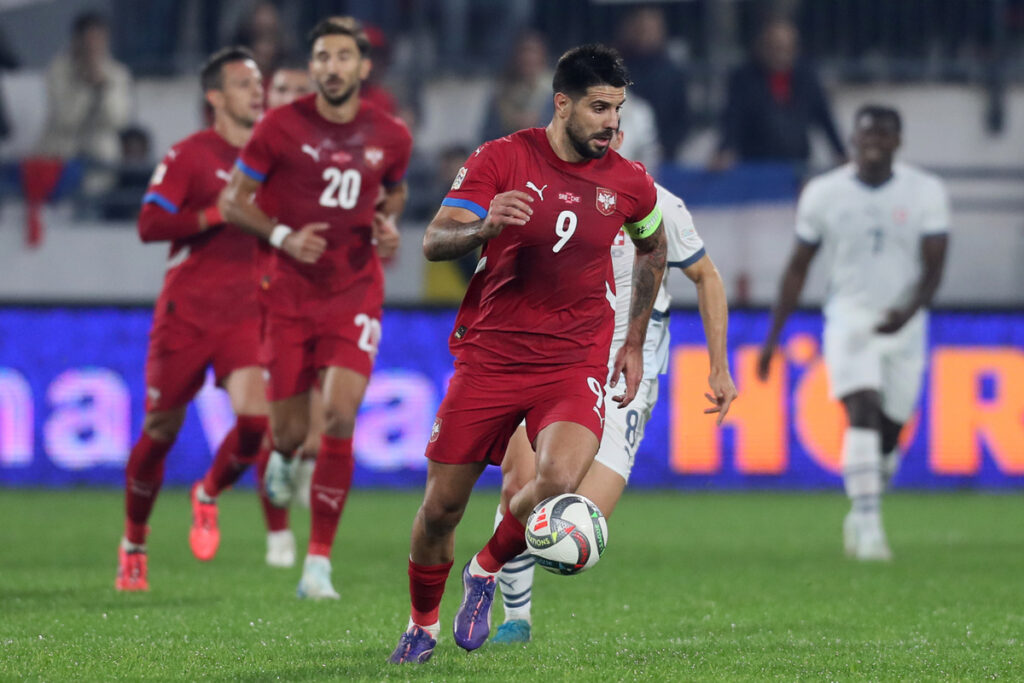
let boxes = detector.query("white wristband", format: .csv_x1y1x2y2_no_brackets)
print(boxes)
269,224,293,249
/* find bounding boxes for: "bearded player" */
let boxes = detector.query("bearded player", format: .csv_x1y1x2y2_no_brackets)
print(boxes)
389,44,667,663
117,47,267,591
220,16,411,599
489,129,737,643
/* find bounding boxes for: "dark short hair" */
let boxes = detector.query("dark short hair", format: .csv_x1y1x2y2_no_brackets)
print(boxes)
308,16,370,56
200,46,256,92
854,104,902,132
552,43,631,98
72,12,107,37
272,54,309,74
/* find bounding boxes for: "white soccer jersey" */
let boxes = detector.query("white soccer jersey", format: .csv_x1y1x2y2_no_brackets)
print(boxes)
795,162,950,322
609,183,705,376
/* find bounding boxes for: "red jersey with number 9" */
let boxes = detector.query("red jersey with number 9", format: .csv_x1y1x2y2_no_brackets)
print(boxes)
237,95,412,311
442,127,658,372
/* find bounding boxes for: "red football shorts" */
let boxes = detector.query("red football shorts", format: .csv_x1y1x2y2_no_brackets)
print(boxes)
424,363,608,466
261,304,381,402
145,314,261,412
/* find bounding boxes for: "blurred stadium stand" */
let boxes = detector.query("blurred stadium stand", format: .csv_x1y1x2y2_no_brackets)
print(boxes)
0,0,1020,308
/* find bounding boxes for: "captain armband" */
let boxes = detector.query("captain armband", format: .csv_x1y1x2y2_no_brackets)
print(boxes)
623,205,662,240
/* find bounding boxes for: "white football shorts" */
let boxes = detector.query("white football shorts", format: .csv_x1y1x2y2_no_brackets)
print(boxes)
594,376,659,481
822,309,927,423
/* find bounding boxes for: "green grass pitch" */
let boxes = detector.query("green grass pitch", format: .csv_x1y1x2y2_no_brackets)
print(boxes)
2,489,1022,681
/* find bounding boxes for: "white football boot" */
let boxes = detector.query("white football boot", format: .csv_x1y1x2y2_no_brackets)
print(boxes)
265,529,296,568
263,450,296,508
296,555,340,600
853,515,892,562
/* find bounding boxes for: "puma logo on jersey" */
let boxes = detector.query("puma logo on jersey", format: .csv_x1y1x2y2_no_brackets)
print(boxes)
526,181,547,201
301,144,321,162
215,169,231,183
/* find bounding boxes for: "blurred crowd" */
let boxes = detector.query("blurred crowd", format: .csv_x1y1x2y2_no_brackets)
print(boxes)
0,0,1019,224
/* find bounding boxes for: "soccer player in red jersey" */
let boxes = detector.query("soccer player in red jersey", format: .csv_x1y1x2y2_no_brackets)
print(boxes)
116,47,267,591
389,44,667,663
220,16,412,599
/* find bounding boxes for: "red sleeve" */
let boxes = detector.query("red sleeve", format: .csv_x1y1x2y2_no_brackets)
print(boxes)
626,161,658,224
382,123,413,187
237,114,278,182
139,144,201,242
137,203,202,243
440,140,506,219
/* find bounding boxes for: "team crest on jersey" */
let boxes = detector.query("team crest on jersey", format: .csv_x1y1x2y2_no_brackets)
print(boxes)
430,417,442,443
612,228,626,246
451,166,467,190
559,191,581,204
596,187,617,216
364,146,385,169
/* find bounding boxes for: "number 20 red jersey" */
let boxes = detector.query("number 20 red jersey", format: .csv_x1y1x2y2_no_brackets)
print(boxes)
443,127,658,372
237,95,412,310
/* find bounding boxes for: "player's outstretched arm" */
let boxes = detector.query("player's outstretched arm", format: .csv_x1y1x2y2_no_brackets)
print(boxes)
876,233,948,334
757,240,820,380
219,167,328,264
423,191,533,261
611,222,667,408
682,253,737,424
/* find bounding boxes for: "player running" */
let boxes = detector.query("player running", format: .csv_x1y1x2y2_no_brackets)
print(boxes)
390,44,667,664
220,16,411,599
757,104,949,561
489,129,737,643
116,47,267,591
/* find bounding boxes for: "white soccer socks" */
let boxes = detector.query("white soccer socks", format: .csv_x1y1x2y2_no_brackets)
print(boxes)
842,427,891,561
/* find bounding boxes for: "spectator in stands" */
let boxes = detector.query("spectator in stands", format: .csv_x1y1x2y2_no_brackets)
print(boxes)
99,125,153,220
617,93,661,172
360,23,399,116
710,17,845,171
233,1,293,80
37,12,133,195
480,30,552,141
615,6,689,161
0,28,19,143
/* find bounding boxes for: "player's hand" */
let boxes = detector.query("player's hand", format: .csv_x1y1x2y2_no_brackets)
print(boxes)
704,367,737,425
481,191,533,239
283,222,329,264
875,308,913,334
610,341,643,408
372,212,400,260
756,343,775,382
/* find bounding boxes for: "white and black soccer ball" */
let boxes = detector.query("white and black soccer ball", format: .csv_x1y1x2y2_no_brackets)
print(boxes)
525,493,608,575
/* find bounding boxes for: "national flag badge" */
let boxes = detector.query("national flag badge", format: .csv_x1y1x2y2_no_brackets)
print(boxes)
364,146,385,169
596,187,617,216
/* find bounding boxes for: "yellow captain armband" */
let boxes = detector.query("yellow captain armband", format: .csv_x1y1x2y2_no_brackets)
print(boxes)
623,205,662,239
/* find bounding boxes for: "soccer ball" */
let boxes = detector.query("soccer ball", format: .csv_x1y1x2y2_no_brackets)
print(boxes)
525,493,608,575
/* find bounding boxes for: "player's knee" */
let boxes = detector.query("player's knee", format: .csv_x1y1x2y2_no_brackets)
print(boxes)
533,471,577,502
143,410,185,443
842,391,882,429
270,423,304,456
419,500,465,539
499,478,523,510
322,406,356,439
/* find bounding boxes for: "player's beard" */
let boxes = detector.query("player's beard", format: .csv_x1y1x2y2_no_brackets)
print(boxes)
319,79,359,107
566,117,613,160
